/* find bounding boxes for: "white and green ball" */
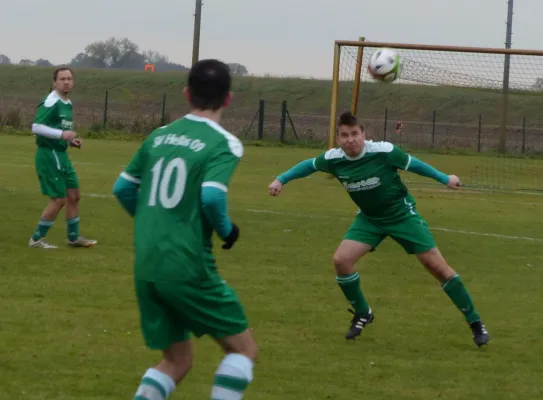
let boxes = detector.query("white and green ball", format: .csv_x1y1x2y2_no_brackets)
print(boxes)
368,48,400,83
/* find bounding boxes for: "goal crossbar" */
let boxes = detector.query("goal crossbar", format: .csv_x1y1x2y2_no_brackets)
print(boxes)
328,39,543,152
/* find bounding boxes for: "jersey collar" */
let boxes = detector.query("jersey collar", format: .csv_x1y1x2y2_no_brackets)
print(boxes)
343,145,366,161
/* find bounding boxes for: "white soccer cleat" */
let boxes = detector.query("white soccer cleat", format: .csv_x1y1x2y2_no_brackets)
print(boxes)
67,236,97,248
28,237,58,249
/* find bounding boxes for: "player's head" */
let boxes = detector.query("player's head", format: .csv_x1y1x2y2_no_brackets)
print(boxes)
336,111,366,157
184,59,232,114
53,66,74,96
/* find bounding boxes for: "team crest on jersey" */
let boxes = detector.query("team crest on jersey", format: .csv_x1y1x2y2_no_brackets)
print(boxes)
343,177,381,192
60,119,72,130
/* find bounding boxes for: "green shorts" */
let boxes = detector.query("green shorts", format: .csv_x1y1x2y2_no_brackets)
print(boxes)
135,278,249,350
344,210,436,254
35,147,79,198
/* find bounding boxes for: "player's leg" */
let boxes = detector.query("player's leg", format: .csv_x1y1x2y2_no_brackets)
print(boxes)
29,149,66,248
156,278,257,399
212,329,258,400
64,157,97,247
388,214,489,346
416,248,489,347
132,280,191,400
336,212,386,339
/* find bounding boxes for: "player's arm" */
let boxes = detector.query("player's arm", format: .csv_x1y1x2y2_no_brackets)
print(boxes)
112,144,145,216
268,152,331,196
387,145,460,188
201,142,243,249
276,158,318,184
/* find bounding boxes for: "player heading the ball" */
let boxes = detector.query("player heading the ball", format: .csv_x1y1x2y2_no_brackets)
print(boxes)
268,111,489,348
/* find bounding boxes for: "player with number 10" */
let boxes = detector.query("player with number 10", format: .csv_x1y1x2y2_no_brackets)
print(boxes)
113,59,258,400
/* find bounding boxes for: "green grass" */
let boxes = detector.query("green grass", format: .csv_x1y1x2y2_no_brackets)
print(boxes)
1,134,543,399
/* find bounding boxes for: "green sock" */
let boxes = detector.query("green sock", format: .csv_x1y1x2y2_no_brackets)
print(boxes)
336,272,371,315
32,219,54,241
442,274,481,324
66,216,80,242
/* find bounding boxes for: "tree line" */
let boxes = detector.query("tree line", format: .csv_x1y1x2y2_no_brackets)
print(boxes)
0,37,249,75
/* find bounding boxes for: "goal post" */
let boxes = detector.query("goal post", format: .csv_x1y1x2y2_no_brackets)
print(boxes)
328,39,543,191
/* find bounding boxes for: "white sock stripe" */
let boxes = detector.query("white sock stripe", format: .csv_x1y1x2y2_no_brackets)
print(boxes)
336,273,360,283
144,368,176,395
218,353,254,382
135,384,165,400
211,385,243,400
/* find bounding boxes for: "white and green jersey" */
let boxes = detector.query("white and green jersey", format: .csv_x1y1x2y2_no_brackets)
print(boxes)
313,141,416,223
32,91,73,152
121,114,243,282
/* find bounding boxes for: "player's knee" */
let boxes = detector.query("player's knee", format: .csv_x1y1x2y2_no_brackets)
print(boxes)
51,197,67,209
221,330,258,361
67,190,80,203
333,252,355,275
417,248,456,280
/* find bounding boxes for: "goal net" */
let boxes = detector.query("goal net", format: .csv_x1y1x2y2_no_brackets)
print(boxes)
329,39,543,192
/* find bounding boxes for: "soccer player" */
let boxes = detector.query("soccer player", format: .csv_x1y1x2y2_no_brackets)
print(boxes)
267,111,490,348
29,66,97,249
112,59,257,400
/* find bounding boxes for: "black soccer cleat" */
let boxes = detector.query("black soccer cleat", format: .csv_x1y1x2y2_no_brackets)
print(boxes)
470,320,490,347
345,308,374,340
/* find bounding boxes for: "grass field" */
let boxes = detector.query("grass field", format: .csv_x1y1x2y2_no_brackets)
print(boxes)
1,134,543,399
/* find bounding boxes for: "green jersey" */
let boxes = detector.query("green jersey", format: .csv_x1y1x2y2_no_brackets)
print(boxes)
313,141,415,223
33,91,73,152
122,114,243,283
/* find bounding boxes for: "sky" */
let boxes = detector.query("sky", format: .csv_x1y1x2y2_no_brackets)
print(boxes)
2,0,542,78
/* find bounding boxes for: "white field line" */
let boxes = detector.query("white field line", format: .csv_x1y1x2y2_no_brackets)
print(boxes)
1,186,542,243
243,208,543,242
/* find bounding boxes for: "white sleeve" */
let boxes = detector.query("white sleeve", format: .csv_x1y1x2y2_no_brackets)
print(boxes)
32,123,63,139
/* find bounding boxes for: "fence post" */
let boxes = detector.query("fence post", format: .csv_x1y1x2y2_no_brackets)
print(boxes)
477,114,482,152
258,99,265,140
432,110,436,148
280,100,287,143
522,116,526,154
161,93,167,125
103,90,109,129
383,106,388,141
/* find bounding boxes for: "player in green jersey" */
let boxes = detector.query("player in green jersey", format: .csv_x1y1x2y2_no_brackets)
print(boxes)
113,59,257,400
28,66,97,249
268,111,489,348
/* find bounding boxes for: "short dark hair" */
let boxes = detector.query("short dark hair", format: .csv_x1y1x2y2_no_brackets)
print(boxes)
187,59,231,111
337,111,364,130
53,66,74,81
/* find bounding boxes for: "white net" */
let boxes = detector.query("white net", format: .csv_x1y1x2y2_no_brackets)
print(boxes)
334,42,543,191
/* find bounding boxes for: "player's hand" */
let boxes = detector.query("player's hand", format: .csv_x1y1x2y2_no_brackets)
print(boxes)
268,179,283,196
446,175,462,189
61,130,77,141
222,223,239,250
70,138,82,149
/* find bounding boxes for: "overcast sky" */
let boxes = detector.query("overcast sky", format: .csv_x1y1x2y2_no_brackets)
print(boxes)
3,0,542,78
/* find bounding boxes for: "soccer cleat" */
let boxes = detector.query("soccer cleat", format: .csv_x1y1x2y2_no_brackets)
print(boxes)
345,308,374,339
67,236,97,248
470,320,490,347
28,237,58,249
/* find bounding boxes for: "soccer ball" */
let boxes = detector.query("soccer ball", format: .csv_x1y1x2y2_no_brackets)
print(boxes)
368,48,400,83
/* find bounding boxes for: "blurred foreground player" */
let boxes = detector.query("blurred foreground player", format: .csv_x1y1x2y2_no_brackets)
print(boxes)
113,59,257,400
